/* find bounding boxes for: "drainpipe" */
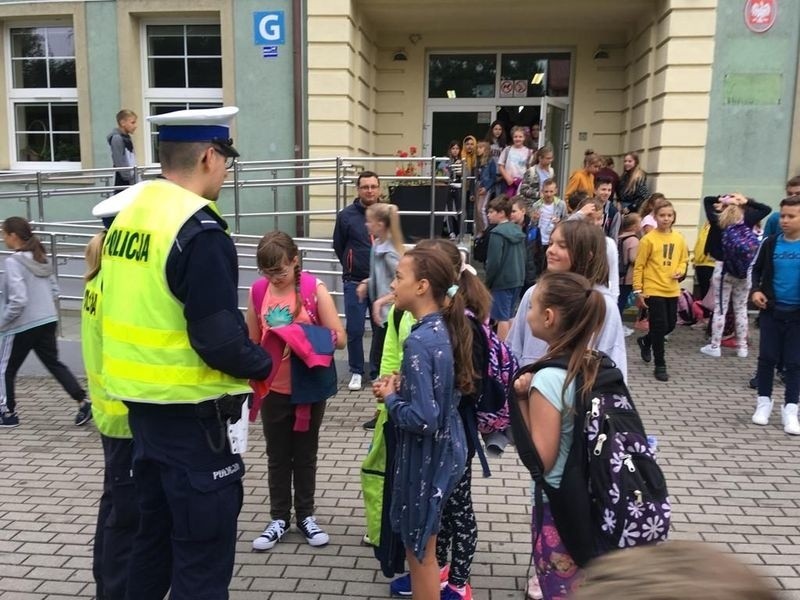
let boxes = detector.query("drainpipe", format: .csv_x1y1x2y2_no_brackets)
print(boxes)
292,0,306,237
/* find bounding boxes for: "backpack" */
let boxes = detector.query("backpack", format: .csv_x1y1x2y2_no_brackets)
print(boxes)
508,353,670,567
676,289,696,325
721,222,759,279
472,224,496,263
617,233,636,279
469,315,519,435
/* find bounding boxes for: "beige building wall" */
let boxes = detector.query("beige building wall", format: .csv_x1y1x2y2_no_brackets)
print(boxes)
308,1,717,240
621,0,717,244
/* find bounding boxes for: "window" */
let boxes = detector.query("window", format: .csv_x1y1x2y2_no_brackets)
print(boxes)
142,23,223,163
428,54,496,99
7,25,80,168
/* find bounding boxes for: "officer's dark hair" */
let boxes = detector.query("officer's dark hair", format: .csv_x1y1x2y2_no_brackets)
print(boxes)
158,141,210,173
356,171,380,187
256,231,304,319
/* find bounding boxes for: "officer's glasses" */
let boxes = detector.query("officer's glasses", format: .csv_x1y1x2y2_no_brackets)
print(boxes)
212,146,235,169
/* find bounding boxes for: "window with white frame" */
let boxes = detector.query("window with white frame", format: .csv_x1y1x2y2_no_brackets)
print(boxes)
7,25,80,168
143,23,223,162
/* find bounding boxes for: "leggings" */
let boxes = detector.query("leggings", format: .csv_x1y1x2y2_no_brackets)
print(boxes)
435,468,476,587
641,296,677,368
710,273,749,348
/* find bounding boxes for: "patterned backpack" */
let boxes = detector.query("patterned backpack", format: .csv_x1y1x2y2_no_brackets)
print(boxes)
508,353,670,567
469,315,519,434
721,222,759,279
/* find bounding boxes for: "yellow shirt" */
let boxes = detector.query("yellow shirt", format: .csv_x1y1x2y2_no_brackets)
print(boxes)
693,222,716,267
633,229,689,298
565,169,595,198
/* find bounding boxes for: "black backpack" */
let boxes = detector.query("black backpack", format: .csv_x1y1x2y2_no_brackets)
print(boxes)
472,224,496,263
508,353,670,567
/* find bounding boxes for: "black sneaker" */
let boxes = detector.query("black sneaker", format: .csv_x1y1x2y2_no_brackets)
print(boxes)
749,375,758,390
75,402,92,426
637,336,652,363
297,516,329,547
654,366,669,382
0,412,20,428
363,417,377,430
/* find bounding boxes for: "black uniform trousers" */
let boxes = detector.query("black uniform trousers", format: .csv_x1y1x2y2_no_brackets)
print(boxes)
124,403,244,600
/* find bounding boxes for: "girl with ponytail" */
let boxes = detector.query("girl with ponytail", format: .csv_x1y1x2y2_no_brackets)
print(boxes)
374,246,473,599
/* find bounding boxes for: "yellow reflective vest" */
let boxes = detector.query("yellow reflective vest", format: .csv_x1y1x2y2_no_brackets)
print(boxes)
101,179,249,404
81,269,132,438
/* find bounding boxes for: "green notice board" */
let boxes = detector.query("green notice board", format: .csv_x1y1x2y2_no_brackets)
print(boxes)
723,73,783,105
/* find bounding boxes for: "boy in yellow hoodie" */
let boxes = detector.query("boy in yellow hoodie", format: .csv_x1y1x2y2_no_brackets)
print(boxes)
633,199,688,381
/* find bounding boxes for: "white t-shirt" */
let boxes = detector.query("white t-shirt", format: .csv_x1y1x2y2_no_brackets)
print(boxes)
539,203,556,244
500,146,531,180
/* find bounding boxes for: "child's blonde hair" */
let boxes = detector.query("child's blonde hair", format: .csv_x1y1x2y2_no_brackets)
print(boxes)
573,541,778,600
84,231,106,281
718,203,744,230
366,202,406,257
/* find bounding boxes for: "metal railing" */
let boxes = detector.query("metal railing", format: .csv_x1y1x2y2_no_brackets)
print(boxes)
0,154,478,242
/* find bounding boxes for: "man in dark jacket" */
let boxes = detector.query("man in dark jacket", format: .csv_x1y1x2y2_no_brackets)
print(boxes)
333,171,380,395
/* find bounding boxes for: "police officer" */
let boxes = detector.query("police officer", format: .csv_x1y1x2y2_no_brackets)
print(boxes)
86,188,140,600
99,107,273,600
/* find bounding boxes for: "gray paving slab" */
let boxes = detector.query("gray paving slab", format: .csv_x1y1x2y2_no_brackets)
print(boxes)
1,323,799,599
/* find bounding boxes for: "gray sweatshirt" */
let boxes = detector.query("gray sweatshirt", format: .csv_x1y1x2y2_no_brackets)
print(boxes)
0,252,59,335
107,128,136,184
507,283,628,381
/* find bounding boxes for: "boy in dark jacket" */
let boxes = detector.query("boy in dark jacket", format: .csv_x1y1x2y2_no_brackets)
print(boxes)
750,196,800,434
333,171,380,394
485,196,525,341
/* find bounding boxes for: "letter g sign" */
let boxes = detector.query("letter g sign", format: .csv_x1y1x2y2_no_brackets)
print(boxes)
253,11,285,45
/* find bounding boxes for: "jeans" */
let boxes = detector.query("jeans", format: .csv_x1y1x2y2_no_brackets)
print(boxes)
343,280,375,378
1,321,85,414
642,296,677,368
260,392,326,523
618,284,633,315
757,308,800,406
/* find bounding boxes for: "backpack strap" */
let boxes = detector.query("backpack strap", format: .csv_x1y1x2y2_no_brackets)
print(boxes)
251,278,269,336
251,272,320,332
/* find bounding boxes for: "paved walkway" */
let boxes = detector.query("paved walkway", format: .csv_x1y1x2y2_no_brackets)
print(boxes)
1,325,799,599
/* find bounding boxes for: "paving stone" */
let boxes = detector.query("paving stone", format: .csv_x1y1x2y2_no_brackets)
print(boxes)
2,325,799,599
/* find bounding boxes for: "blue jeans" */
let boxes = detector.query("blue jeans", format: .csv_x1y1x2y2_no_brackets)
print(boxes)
343,280,375,378
757,308,800,405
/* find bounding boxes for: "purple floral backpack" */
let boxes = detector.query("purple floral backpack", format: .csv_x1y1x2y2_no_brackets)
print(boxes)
509,352,670,566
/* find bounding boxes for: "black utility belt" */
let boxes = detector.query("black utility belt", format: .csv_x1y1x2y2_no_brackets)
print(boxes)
125,394,250,420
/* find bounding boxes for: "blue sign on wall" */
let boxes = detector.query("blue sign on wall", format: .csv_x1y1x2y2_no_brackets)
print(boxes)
253,11,285,45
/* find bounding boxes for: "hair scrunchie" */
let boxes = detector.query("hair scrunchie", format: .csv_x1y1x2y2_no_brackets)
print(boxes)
447,284,459,298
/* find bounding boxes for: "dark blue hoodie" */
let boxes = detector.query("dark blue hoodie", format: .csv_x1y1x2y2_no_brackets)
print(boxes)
333,199,372,282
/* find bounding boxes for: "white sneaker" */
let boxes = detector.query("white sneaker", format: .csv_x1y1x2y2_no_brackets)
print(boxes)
298,516,329,547
752,396,773,426
252,519,287,551
737,346,748,358
700,344,721,358
782,404,800,435
348,373,363,391
622,326,634,337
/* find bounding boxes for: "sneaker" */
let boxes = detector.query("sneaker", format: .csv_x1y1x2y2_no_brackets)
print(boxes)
654,366,669,382
526,575,543,600
297,516,329,547
75,402,92,426
782,404,800,435
0,412,20,428
748,375,758,390
637,336,651,363
348,373,363,391
441,583,473,600
737,346,748,358
361,532,375,547
622,326,634,337
390,566,449,597
752,396,773,426
699,344,721,358
252,519,287,551
363,417,377,430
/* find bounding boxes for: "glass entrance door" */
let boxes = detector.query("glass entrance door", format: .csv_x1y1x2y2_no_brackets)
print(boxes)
424,108,494,159
542,97,570,192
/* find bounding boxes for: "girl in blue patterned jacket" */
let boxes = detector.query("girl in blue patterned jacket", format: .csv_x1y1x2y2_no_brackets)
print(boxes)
375,246,474,599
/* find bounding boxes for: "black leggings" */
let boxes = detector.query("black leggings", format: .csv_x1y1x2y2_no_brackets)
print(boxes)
436,468,477,587
1,321,85,414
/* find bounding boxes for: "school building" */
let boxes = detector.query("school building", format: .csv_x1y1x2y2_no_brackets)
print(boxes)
0,0,798,240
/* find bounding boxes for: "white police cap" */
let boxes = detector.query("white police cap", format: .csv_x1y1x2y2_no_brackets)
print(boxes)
147,106,240,157
92,181,146,226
